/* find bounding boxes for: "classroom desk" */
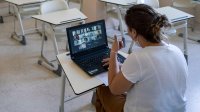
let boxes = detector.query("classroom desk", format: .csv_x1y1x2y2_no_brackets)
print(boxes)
32,8,87,76
99,0,137,47
57,51,128,112
156,6,194,61
4,0,45,45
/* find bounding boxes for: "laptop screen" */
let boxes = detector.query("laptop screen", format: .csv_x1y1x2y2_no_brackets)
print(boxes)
67,20,108,56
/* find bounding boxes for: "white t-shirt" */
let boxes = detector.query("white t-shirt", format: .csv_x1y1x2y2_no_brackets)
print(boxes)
121,44,188,112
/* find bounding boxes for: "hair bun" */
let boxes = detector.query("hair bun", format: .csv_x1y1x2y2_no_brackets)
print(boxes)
153,14,171,28
151,14,171,34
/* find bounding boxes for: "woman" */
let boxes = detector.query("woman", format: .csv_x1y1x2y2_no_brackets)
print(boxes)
95,4,188,112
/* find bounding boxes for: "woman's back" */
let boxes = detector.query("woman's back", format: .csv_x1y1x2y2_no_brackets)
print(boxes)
122,44,188,112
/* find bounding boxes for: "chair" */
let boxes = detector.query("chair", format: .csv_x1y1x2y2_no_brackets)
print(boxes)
158,0,173,7
40,0,69,40
137,0,160,8
40,0,69,14
38,0,70,73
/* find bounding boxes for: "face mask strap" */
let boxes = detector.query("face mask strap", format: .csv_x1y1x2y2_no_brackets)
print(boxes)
161,33,170,45
133,33,142,48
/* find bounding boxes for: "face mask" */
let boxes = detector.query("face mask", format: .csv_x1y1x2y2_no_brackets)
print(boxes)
133,36,142,48
161,33,170,45
134,40,141,47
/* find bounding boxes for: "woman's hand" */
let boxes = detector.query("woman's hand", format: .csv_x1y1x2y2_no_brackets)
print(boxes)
111,36,124,53
102,58,110,67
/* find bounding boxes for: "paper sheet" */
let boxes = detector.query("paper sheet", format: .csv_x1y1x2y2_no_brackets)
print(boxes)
95,72,108,86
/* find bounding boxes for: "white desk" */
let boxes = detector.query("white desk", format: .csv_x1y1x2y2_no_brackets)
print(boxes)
156,6,194,23
5,0,45,5
99,0,137,47
32,8,87,76
4,0,45,45
57,51,128,112
32,9,86,25
58,53,103,94
156,6,194,62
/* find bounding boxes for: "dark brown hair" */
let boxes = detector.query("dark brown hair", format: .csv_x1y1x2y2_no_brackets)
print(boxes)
125,4,171,43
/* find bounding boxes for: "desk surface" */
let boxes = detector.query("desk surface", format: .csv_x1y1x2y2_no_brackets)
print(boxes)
57,52,103,95
100,0,137,6
57,51,128,94
5,0,45,5
156,6,194,23
32,8,87,25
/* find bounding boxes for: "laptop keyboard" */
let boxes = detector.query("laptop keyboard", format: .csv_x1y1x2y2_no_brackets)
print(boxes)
77,52,109,70
74,51,126,76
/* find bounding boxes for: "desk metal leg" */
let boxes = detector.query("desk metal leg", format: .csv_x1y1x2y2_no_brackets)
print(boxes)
116,5,126,47
11,5,26,45
38,24,62,76
0,16,3,23
175,21,189,63
51,27,62,75
183,20,188,63
17,10,26,45
59,73,66,112
9,3,11,14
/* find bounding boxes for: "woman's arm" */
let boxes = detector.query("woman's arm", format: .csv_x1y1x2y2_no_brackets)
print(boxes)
108,37,134,95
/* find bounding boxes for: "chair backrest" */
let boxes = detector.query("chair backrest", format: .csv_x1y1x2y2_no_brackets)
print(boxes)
40,0,69,14
137,0,160,8
159,0,173,7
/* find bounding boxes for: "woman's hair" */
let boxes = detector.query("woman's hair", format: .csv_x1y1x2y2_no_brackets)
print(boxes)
125,4,171,43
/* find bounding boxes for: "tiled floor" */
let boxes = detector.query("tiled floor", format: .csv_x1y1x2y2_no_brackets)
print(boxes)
0,1,200,112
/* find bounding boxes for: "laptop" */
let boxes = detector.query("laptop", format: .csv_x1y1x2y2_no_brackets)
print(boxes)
66,20,125,76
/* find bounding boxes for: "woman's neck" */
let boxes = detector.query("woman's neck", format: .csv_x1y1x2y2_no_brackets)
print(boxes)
138,36,165,48
145,42,165,47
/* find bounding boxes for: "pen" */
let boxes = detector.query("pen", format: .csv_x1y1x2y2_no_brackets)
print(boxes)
66,53,70,56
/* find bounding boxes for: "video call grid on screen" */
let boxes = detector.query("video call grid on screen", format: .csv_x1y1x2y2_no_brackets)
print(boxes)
68,21,107,54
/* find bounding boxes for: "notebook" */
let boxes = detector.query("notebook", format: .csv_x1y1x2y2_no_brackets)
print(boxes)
66,20,125,76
